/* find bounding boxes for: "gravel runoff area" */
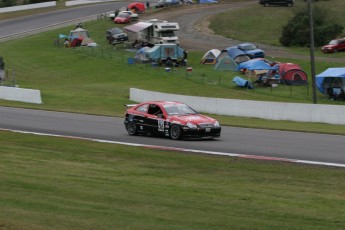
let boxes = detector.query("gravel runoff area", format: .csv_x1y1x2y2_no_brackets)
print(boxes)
143,1,345,63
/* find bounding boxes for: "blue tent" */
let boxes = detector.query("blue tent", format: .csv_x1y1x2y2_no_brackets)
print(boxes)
237,59,277,71
217,47,250,64
316,67,345,94
145,44,184,62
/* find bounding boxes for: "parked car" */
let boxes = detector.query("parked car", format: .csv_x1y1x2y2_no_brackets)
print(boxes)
259,0,295,7
106,28,128,44
114,12,132,24
124,101,221,140
156,0,169,8
166,0,180,6
321,38,345,53
237,43,265,59
119,11,138,21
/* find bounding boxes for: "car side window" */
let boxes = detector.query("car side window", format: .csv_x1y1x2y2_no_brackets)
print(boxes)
136,104,148,113
148,104,163,116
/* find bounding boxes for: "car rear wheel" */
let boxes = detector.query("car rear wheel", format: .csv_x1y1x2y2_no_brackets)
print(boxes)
170,124,182,140
127,121,138,135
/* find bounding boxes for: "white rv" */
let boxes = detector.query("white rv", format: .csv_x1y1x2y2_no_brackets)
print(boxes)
124,19,179,45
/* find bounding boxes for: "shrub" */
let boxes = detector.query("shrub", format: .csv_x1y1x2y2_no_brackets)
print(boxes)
0,0,16,7
280,5,343,47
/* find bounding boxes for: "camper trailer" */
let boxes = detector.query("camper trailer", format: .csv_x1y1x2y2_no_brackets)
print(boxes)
125,19,179,45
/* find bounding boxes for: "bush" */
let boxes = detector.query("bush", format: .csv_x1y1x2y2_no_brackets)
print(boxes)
280,5,343,47
0,0,16,7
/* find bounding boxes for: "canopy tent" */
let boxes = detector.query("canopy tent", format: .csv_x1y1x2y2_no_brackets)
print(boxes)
69,27,89,39
214,55,237,71
128,2,146,13
237,59,277,79
124,22,152,33
278,63,308,85
237,58,276,71
201,49,220,64
316,67,345,94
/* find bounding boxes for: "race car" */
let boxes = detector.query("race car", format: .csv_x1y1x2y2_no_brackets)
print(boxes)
124,101,221,140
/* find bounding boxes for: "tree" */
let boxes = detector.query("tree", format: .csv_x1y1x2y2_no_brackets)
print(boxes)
0,0,16,8
280,5,343,47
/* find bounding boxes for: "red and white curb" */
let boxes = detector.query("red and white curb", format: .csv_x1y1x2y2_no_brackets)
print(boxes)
1,128,345,168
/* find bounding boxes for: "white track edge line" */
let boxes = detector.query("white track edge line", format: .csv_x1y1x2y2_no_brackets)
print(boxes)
1,128,345,168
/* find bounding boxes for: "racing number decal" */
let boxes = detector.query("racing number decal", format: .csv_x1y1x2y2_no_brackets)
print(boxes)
158,119,164,132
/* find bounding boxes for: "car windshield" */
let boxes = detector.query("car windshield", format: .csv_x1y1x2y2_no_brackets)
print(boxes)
329,40,339,45
241,44,257,51
163,104,198,116
111,28,123,34
118,13,129,18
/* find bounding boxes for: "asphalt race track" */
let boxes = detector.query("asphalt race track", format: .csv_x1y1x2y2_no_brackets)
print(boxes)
0,2,344,167
0,106,345,167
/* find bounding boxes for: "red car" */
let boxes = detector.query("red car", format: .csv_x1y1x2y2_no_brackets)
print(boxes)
124,101,221,140
321,38,345,53
114,12,132,24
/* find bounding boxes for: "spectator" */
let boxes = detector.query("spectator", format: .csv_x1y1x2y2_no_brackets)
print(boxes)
0,57,5,81
63,38,70,48
182,49,188,66
146,1,150,10
165,57,173,67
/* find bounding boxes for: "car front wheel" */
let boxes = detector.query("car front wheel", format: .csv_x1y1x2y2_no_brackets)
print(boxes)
170,124,182,140
127,121,138,135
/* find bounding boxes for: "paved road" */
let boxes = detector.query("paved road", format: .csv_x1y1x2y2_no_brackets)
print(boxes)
0,1,127,41
1,106,344,166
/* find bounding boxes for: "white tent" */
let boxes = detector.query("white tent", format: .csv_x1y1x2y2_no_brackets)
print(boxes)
201,49,220,64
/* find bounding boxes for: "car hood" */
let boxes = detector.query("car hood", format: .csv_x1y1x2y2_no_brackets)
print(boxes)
113,33,127,37
322,45,336,49
115,18,128,22
168,114,216,125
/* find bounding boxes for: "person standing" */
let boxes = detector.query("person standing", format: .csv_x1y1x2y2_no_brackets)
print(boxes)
182,49,188,66
0,57,5,82
146,1,150,10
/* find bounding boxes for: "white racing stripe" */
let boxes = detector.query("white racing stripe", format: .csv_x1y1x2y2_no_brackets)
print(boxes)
1,127,345,168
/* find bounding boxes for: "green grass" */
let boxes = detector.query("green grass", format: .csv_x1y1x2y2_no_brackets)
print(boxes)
1,17,345,134
0,131,344,229
1,3,345,229
210,0,345,57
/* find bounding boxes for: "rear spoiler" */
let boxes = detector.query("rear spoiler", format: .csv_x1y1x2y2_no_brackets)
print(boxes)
124,104,137,109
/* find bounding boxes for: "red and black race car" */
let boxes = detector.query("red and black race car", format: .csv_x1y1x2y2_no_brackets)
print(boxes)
124,101,221,140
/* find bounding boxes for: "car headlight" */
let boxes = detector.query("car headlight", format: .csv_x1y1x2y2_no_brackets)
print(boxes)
186,122,197,129
214,121,220,127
